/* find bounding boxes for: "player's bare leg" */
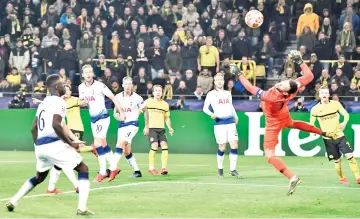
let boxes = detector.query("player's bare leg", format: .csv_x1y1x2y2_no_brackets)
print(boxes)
93,138,108,182
344,153,360,184
264,149,301,195
6,170,49,212
229,141,241,178
160,141,169,175
217,144,226,178
149,143,160,175
74,161,95,215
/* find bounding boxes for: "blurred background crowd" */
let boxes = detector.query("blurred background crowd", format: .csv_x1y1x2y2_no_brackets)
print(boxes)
0,0,359,103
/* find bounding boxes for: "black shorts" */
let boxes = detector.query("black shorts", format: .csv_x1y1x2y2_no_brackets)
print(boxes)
323,136,353,161
71,130,84,141
148,128,167,144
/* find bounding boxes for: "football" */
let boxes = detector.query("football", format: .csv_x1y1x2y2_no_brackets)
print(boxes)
245,10,264,28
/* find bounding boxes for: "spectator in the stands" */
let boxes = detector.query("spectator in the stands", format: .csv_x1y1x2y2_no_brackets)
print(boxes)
238,57,255,80
336,22,356,59
20,66,38,92
296,3,319,36
2,13,22,39
39,37,60,75
290,98,308,112
77,31,96,65
149,37,166,79
316,69,331,88
146,81,153,97
9,38,30,73
162,81,173,100
330,82,343,96
351,68,360,88
197,68,213,94
109,54,126,82
106,32,121,59
170,73,180,90
0,79,13,93
232,29,252,60
165,42,183,75
59,67,67,82
352,45,360,60
214,29,232,61
226,18,241,39
41,26,56,48
111,81,121,94
299,45,310,60
94,25,105,56
182,3,199,32
6,67,21,88
254,34,275,75
297,26,316,53
152,71,166,88
320,16,335,43
135,40,149,76
183,69,197,93
281,67,297,81
175,80,189,95
60,6,76,26
314,32,331,68
193,86,203,100
331,55,353,79
198,36,219,76
101,68,118,89
120,30,136,59
339,6,359,33
331,68,350,89
0,55,5,81
181,36,198,74
59,40,78,82
76,8,89,31
133,67,150,95
346,82,359,96
273,0,291,43
308,53,322,84
193,23,204,39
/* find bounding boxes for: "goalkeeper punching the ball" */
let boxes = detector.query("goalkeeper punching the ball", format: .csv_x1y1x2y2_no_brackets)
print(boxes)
235,50,336,195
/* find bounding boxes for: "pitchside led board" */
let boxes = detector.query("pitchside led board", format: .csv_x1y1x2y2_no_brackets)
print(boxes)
1,110,359,158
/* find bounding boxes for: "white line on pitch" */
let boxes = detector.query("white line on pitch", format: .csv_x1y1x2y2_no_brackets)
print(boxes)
0,182,153,202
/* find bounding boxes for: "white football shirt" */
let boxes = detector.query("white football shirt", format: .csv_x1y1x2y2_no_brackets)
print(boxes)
115,91,145,124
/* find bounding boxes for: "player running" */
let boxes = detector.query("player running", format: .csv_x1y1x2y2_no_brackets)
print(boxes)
203,73,240,178
236,50,335,195
78,65,122,182
310,87,360,184
143,85,174,175
46,84,94,194
112,77,143,178
6,74,94,215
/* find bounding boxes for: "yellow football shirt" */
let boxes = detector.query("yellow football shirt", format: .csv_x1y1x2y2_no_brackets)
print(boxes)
66,97,84,132
199,45,219,67
310,100,349,139
145,98,170,129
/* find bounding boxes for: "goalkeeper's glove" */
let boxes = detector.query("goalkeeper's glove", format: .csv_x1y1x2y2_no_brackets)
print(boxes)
289,50,304,65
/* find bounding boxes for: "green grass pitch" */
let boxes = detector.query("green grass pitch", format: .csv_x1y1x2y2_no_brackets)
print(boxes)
0,151,360,218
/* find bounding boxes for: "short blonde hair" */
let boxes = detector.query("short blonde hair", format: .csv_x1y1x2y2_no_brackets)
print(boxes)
122,76,133,83
82,64,93,73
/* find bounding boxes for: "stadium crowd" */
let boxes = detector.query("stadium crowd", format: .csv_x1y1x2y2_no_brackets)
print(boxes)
0,0,359,101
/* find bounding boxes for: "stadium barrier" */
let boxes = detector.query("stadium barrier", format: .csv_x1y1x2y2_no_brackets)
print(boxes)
1,110,360,157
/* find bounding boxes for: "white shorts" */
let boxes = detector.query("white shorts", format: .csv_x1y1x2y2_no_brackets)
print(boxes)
35,140,82,172
118,125,139,144
214,123,238,145
91,117,110,138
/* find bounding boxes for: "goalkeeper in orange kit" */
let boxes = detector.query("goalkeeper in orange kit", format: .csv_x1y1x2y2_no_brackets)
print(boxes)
236,50,335,195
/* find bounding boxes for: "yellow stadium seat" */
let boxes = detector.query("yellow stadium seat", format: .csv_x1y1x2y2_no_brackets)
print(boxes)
255,65,266,77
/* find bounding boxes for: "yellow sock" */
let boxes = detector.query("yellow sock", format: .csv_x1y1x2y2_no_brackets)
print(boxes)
335,160,344,180
161,149,168,169
79,145,93,153
149,149,156,170
347,157,360,179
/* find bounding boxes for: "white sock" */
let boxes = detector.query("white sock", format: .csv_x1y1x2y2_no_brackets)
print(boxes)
126,153,140,171
62,168,78,188
113,147,123,168
217,149,225,169
95,147,107,175
78,173,90,211
11,177,37,205
290,175,297,182
48,167,61,191
229,149,238,171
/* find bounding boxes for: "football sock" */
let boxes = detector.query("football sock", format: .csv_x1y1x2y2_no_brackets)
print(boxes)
334,160,345,179
217,149,225,169
96,147,107,175
62,168,78,188
229,149,238,171
104,145,116,170
292,121,322,135
268,156,294,180
11,176,38,205
126,152,140,171
48,167,61,191
347,157,360,179
78,172,90,212
161,146,168,169
149,149,157,170
113,147,123,166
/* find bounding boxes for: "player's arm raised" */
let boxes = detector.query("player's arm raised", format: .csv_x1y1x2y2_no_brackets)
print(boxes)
290,50,314,88
337,102,349,130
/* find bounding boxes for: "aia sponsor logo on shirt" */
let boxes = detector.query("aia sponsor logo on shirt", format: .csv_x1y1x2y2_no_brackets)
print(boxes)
123,108,132,112
84,96,96,102
218,98,230,104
